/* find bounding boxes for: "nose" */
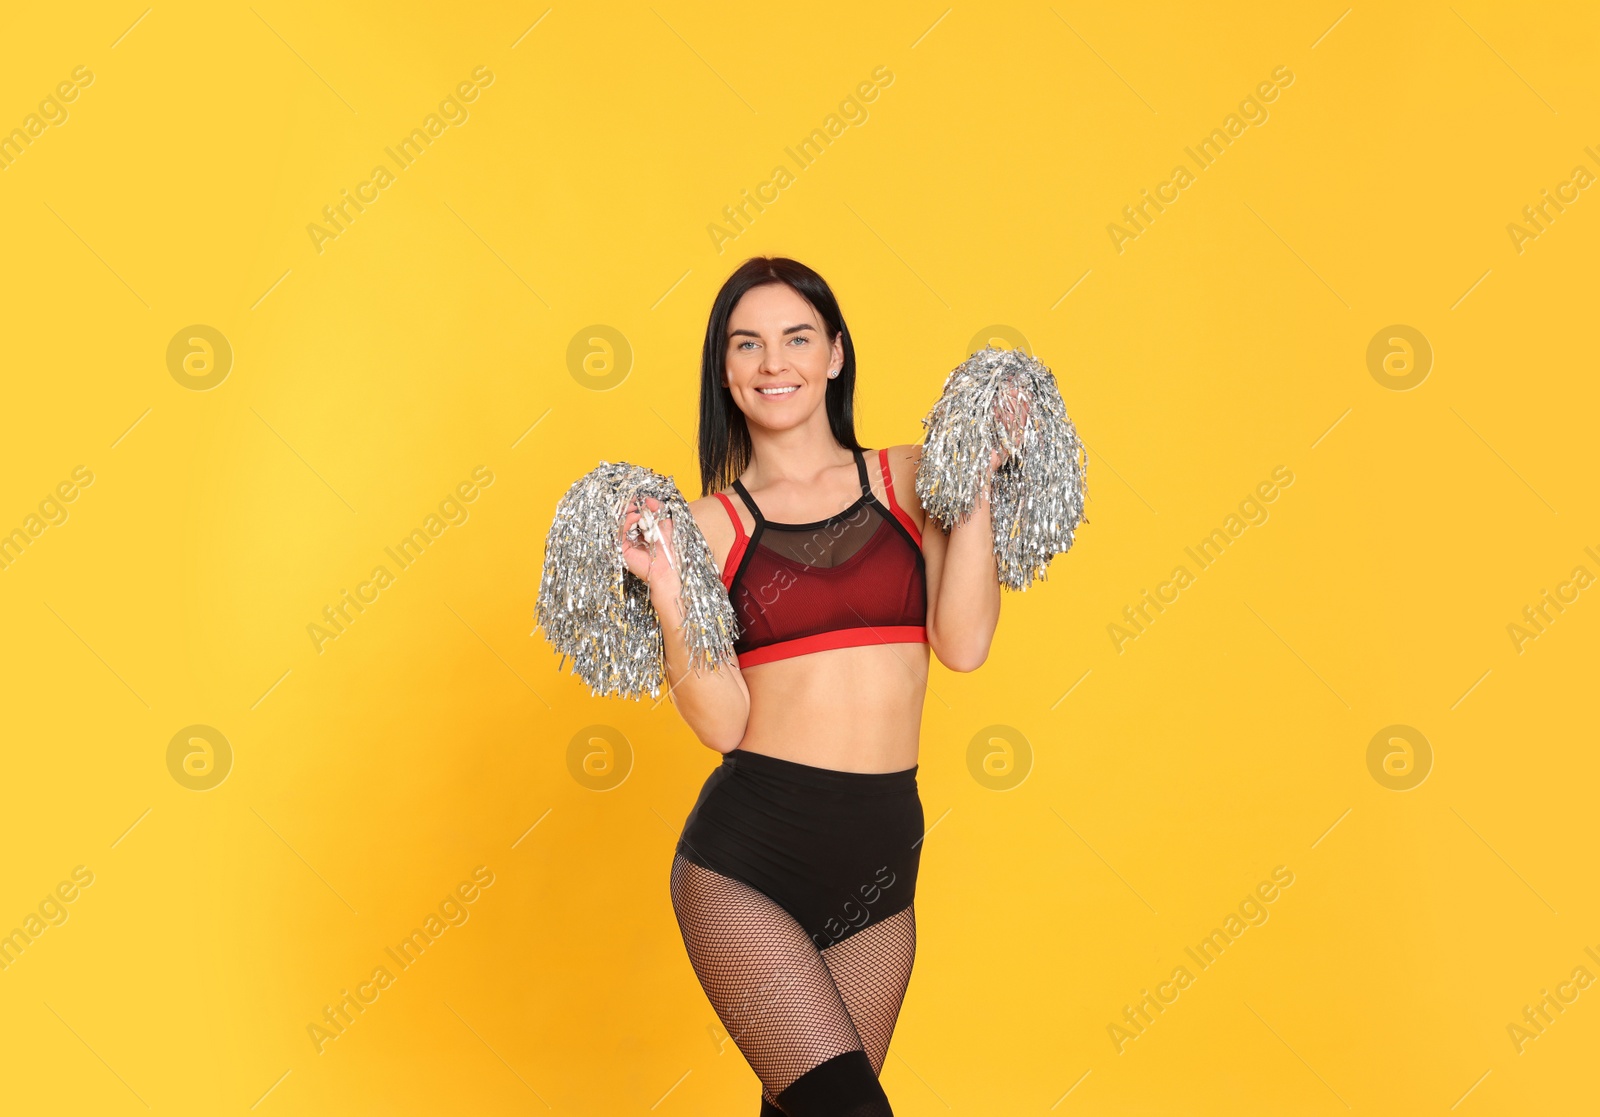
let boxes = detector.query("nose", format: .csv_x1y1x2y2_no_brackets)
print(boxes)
758,337,787,374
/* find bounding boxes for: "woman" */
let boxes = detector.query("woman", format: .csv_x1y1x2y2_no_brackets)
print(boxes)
620,257,1007,1115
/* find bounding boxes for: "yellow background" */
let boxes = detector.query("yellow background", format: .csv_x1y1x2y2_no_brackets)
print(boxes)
2,1,1596,1113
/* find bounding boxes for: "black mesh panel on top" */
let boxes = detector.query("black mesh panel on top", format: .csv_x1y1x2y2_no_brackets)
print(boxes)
752,501,882,568
670,854,915,1114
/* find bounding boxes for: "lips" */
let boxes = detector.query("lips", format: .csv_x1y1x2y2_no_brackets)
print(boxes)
755,384,800,397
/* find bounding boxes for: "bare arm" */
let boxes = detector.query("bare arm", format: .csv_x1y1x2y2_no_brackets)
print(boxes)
624,495,750,752
894,443,1002,673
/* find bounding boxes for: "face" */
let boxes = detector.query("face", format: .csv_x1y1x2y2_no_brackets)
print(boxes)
722,282,843,429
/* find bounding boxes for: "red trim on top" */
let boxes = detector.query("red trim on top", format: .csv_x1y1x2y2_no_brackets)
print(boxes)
737,625,927,668
877,448,922,547
712,492,748,590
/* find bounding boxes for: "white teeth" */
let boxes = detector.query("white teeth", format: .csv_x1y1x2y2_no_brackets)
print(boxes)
757,385,799,395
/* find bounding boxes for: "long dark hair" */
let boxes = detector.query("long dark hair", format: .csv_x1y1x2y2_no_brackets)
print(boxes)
697,256,864,496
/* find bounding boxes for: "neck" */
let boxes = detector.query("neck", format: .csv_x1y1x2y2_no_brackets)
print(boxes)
743,410,853,489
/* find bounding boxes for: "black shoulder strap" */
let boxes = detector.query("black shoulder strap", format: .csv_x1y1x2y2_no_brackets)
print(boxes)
852,446,872,499
731,478,764,525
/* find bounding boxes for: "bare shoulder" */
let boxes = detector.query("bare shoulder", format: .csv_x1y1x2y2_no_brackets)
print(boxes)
880,443,928,530
684,493,736,568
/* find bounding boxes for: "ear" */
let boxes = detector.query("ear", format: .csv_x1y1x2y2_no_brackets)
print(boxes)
829,330,844,374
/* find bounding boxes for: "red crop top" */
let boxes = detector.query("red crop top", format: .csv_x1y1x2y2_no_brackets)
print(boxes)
712,447,928,668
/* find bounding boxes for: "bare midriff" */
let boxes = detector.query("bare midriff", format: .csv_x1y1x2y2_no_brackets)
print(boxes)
734,640,930,772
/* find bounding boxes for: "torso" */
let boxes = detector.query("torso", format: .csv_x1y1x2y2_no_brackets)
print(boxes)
691,445,930,773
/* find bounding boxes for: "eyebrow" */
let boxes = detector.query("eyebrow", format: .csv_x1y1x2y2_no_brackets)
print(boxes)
728,323,816,339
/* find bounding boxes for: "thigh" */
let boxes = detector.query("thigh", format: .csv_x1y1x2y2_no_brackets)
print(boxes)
668,854,866,1097
820,904,917,1076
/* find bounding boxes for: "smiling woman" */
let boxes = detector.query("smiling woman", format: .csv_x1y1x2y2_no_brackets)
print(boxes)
618,255,1010,1114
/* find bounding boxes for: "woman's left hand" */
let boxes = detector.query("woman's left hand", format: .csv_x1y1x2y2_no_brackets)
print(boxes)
987,382,1030,477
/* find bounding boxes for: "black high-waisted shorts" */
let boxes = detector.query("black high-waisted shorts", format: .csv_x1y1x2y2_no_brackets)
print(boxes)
675,747,924,950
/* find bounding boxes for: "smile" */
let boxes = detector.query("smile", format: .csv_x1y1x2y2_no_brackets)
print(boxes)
756,385,799,396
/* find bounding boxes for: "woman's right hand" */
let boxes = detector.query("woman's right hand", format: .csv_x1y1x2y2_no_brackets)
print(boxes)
619,495,681,591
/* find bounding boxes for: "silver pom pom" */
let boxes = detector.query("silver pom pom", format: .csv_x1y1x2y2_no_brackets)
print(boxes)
534,461,739,700
915,347,1089,591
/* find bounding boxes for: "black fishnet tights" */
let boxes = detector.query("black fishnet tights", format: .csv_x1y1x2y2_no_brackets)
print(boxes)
670,854,917,1115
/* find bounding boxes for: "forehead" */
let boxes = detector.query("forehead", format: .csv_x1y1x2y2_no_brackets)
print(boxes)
728,282,818,326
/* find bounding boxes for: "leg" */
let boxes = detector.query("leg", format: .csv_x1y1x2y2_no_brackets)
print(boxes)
820,905,917,1076
670,854,893,1116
